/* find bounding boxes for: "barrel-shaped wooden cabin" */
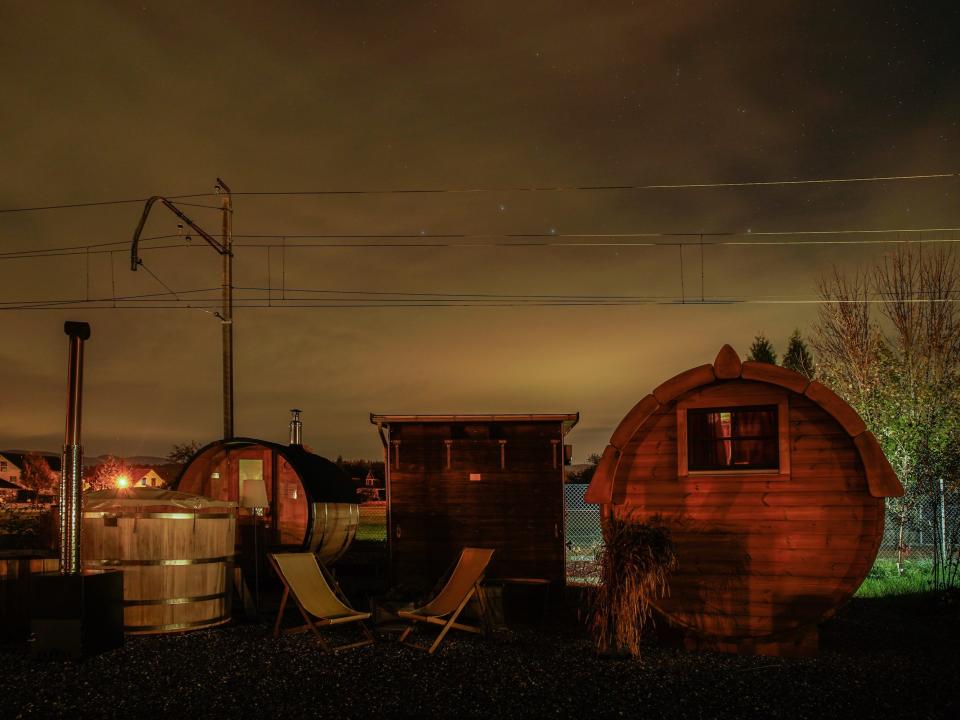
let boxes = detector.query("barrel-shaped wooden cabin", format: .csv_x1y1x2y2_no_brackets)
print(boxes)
585,345,903,655
175,423,359,564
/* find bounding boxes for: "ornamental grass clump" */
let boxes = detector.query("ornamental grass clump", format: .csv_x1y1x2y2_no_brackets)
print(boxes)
589,515,677,657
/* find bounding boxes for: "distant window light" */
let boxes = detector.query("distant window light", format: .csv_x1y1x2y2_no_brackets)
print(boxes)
211,472,221,479
469,473,481,482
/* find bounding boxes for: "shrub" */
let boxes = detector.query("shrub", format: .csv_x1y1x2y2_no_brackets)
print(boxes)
0,509,42,549
588,515,677,657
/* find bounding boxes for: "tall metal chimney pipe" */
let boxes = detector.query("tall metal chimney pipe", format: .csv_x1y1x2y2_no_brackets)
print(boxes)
289,409,302,446
60,321,90,576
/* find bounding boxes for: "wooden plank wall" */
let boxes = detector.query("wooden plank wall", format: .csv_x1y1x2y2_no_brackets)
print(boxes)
388,422,565,589
611,380,883,644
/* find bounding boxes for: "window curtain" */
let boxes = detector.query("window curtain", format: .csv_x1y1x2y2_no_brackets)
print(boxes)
731,410,776,465
689,411,732,467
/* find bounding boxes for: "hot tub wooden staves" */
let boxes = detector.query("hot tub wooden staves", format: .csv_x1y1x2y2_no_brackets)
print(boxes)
585,345,903,656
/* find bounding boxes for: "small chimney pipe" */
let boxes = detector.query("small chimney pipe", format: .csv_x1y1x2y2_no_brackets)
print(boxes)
61,321,90,575
289,409,302,446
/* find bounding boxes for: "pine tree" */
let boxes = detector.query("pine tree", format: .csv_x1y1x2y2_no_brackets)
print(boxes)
746,333,777,364
781,330,816,378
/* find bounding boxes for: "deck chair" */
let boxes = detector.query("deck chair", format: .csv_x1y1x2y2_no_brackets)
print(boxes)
397,547,495,654
269,552,375,653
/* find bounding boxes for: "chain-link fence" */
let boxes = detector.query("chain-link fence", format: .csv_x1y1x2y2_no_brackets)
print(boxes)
879,492,960,562
356,502,387,542
565,484,602,584
562,483,960,586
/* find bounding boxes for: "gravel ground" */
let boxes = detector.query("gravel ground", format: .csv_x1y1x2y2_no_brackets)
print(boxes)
2,594,957,720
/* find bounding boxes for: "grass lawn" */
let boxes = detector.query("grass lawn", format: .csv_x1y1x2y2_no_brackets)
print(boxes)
856,558,937,598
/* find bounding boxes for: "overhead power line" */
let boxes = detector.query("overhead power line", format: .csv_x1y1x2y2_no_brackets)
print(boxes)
2,226,959,261
4,288,959,312
1,171,956,214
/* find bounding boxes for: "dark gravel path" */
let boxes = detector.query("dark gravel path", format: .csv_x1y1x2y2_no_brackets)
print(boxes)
2,594,957,720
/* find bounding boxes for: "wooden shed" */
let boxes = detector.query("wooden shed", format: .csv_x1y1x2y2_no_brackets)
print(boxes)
585,345,903,655
371,413,579,589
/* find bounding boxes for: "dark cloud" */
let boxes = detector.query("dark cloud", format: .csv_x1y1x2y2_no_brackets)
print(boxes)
1,2,957,459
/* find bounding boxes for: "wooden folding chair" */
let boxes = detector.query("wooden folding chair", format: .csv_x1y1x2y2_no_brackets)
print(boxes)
269,552,375,653
397,547,495,654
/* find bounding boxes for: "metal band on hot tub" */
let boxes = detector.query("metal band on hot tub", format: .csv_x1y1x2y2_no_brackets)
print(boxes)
85,556,235,567
123,591,229,607
83,512,235,520
124,615,231,634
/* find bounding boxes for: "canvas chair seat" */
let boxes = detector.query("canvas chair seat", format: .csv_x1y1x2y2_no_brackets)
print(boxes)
269,552,374,653
397,547,495,654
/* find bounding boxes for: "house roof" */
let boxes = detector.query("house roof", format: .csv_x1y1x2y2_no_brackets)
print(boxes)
0,452,61,473
0,478,22,490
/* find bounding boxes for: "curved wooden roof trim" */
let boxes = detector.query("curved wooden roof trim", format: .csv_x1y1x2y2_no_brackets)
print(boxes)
740,361,811,395
652,364,716,405
585,345,905,504
804,381,868,437
583,444,621,504
609,394,660,450
854,431,905,497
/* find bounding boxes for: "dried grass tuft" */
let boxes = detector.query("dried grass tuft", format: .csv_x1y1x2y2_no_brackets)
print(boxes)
588,515,678,657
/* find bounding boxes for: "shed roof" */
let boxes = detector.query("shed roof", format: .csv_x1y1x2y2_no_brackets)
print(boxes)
370,413,579,434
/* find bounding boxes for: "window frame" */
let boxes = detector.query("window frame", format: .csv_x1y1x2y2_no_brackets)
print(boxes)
676,392,790,478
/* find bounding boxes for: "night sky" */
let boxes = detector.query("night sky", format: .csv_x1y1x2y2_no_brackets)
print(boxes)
1,2,957,461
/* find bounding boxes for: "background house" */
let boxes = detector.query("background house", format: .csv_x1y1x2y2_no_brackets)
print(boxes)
128,465,180,489
0,451,60,503
355,469,385,502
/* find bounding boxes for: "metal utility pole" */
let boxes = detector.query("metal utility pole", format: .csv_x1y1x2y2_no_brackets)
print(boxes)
218,178,234,439
130,179,235,439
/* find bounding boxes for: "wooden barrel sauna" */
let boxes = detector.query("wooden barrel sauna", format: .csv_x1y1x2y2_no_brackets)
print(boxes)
585,345,904,655
175,436,359,560
82,488,236,634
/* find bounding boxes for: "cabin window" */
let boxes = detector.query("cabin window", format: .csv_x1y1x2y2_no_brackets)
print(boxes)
686,405,779,471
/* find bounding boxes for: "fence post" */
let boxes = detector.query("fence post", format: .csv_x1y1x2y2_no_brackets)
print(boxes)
940,478,948,570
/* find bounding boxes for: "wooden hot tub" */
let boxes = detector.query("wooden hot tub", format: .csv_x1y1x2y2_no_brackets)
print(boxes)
83,488,236,634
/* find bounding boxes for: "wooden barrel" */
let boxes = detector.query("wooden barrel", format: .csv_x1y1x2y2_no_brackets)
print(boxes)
307,502,358,564
82,488,236,634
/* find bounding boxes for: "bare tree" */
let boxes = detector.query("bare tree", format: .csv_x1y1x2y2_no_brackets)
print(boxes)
167,441,201,466
813,246,960,577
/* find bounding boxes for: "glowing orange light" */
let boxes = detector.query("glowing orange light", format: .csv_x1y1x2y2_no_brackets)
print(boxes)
116,475,130,489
